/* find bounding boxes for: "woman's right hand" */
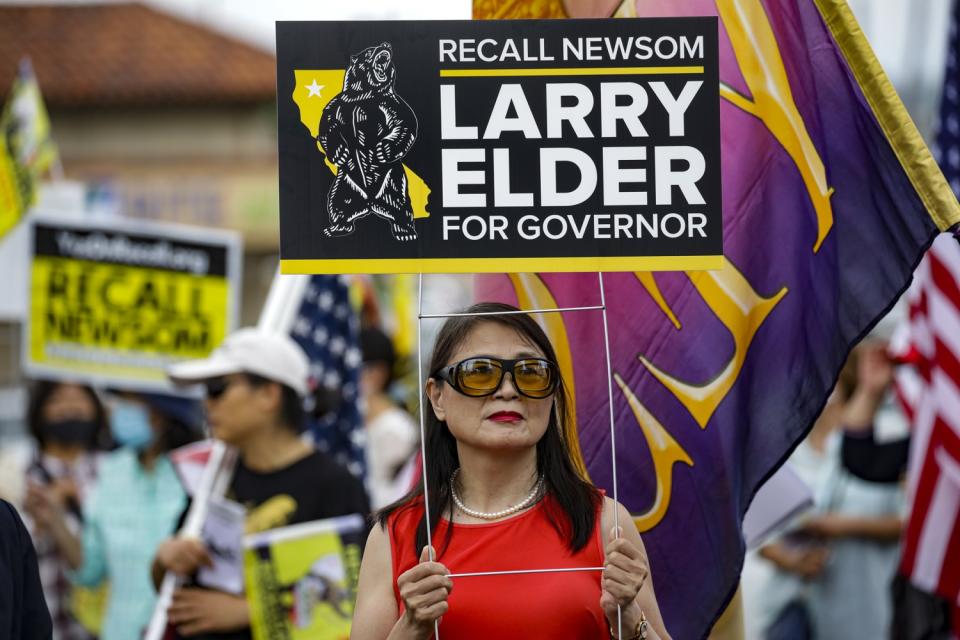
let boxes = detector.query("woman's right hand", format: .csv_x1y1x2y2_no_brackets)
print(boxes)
155,537,212,576
396,546,452,636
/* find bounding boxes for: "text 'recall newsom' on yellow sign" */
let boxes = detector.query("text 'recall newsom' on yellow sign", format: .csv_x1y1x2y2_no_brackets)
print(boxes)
25,217,242,391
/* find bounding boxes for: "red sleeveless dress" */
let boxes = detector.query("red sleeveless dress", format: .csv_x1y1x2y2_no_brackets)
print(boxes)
387,494,608,638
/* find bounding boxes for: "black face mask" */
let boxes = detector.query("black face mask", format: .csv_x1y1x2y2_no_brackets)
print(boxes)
39,419,99,446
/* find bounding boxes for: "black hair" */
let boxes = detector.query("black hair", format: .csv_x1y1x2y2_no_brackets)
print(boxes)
360,327,397,390
27,380,111,450
377,302,601,555
151,413,201,454
244,373,306,433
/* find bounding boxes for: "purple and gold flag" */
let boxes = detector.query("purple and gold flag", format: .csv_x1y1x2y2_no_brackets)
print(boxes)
476,0,960,637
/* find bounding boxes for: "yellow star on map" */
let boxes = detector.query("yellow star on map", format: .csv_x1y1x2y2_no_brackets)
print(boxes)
293,68,431,220
305,79,324,97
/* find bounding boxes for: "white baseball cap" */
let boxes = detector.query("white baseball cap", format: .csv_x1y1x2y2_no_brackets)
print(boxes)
167,328,310,397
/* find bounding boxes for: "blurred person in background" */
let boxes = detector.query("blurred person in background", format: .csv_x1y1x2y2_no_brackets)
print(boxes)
152,328,370,639
21,380,110,640
742,344,905,640
27,389,202,640
360,327,419,509
839,349,956,639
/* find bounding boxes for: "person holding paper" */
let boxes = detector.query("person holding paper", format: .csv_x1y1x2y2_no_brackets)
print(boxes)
21,380,109,640
30,390,202,640
351,302,669,640
152,328,370,639
743,346,905,640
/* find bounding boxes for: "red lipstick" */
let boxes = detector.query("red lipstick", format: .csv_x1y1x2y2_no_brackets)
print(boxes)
488,411,523,423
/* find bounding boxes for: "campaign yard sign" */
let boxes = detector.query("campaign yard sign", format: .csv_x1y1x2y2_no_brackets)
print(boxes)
277,18,721,274
25,217,242,391
244,514,365,640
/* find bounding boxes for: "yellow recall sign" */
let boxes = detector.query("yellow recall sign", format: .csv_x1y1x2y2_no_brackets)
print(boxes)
245,525,362,640
29,256,230,384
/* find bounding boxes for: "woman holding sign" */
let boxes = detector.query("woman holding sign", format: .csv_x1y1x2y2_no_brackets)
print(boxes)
351,303,669,639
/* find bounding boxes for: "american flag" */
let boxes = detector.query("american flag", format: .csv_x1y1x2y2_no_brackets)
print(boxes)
290,274,366,479
894,1,960,607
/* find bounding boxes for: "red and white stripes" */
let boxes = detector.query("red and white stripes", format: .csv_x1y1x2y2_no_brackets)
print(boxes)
895,233,960,606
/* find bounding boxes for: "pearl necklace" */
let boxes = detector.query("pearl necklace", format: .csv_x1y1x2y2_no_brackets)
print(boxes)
450,469,544,520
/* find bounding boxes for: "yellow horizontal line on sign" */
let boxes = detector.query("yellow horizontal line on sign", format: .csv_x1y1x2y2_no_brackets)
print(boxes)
281,255,722,275
439,66,704,77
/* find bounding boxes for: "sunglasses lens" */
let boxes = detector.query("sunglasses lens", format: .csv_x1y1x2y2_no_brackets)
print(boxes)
205,378,228,399
513,359,556,398
449,357,557,398
456,358,503,396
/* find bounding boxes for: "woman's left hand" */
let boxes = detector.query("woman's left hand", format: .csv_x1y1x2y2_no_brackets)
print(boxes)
601,526,649,621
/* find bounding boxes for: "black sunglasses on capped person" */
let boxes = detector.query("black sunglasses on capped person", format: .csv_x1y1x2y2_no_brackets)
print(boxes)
204,377,237,400
431,356,559,399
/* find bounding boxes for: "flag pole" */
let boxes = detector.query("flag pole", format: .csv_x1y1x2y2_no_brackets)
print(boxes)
258,267,309,333
143,442,237,640
49,155,64,182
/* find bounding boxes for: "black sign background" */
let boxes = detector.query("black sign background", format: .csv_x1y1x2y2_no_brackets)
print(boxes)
34,224,229,277
277,18,721,273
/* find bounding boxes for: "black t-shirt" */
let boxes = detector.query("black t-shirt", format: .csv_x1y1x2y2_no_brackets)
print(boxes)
177,450,369,640
0,500,52,640
228,449,370,532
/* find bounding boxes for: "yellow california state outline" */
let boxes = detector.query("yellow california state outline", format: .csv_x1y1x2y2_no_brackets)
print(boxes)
292,70,430,219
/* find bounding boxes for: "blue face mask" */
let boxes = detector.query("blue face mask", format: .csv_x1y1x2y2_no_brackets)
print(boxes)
109,400,155,451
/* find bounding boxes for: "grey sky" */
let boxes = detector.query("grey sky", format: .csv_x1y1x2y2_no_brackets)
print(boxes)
144,0,471,52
